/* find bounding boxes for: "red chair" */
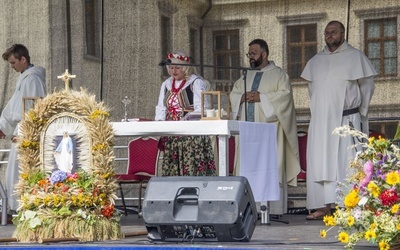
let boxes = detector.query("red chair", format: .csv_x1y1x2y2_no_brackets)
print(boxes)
369,130,385,139
297,131,307,181
115,137,159,216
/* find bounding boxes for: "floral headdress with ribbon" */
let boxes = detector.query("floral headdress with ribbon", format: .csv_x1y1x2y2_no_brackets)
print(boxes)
166,53,191,63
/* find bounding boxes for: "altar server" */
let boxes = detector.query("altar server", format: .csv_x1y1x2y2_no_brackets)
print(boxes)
1,44,47,222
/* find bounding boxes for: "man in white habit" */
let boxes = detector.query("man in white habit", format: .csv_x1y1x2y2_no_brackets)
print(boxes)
1,44,47,222
301,21,376,220
230,38,301,215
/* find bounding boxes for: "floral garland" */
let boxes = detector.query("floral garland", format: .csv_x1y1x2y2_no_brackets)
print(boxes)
13,89,122,242
166,53,191,62
320,126,400,250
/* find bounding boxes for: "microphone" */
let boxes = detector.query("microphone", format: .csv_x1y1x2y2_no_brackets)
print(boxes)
159,59,171,66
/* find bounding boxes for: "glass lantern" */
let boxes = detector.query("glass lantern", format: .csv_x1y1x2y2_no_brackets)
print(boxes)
201,91,230,120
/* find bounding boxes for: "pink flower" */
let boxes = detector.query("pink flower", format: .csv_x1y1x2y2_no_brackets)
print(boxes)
363,161,374,177
360,177,371,187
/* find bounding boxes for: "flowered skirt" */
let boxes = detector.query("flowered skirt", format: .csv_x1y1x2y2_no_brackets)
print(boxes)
159,136,216,176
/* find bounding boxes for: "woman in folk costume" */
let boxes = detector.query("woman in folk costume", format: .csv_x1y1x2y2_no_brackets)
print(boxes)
155,51,216,176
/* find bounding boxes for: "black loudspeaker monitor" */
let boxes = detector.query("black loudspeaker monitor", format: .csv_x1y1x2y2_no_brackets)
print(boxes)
142,176,257,242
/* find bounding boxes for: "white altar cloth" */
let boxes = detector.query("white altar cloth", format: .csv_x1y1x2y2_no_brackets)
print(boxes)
112,120,239,177
112,120,279,202
239,122,279,202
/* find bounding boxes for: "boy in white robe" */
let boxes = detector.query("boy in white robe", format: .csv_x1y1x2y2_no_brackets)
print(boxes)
1,44,47,222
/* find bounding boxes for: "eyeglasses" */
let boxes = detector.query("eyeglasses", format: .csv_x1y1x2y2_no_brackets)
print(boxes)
246,51,261,58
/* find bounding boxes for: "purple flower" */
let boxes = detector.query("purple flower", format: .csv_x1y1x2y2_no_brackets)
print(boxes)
50,170,68,185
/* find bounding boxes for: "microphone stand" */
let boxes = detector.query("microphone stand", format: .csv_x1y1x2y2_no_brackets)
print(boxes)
160,61,258,121
242,68,248,121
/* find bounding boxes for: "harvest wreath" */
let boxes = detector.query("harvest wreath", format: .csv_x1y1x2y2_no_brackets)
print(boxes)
12,88,122,242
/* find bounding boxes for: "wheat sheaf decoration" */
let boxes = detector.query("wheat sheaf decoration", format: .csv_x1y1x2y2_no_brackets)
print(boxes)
13,88,122,243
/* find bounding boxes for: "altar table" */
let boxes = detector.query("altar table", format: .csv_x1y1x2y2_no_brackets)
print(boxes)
112,120,239,177
112,120,279,203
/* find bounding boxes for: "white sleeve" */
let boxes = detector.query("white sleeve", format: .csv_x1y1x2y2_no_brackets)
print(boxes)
0,73,46,137
155,81,168,121
358,76,375,135
192,78,207,113
358,76,375,117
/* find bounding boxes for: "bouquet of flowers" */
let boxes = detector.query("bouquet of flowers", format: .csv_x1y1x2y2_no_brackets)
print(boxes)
321,126,400,250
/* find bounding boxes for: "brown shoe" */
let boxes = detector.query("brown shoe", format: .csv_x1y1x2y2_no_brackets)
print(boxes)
306,208,331,220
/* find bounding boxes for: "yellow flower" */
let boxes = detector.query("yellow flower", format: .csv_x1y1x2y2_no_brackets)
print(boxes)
368,136,375,145
20,195,29,205
391,204,399,214
396,224,400,231
92,143,107,151
71,195,78,205
27,110,38,121
20,140,39,149
102,172,114,179
370,222,376,230
20,173,29,180
365,230,376,241
77,193,85,207
60,196,67,206
378,241,390,250
43,195,52,206
85,194,94,206
34,198,41,207
323,215,336,227
347,216,355,226
344,189,360,208
338,231,349,243
90,109,109,119
53,194,61,207
367,181,380,197
99,193,107,200
386,171,400,185
320,229,327,238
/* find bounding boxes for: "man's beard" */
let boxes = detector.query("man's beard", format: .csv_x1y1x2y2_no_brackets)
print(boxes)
250,56,263,68
326,39,343,51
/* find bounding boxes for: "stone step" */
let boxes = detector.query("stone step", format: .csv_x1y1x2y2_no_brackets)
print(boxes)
288,199,307,209
288,181,306,195
287,181,306,209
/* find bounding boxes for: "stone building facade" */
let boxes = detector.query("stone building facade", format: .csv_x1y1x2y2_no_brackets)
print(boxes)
0,0,399,183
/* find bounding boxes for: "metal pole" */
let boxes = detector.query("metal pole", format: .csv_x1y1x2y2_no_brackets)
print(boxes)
0,181,7,226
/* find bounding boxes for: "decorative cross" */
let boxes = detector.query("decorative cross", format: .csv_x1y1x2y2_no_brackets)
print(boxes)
122,96,131,122
57,69,76,91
